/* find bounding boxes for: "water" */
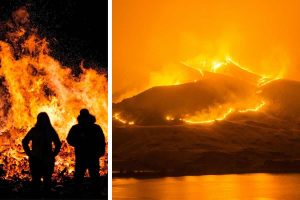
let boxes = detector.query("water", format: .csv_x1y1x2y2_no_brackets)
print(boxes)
113,173,300,200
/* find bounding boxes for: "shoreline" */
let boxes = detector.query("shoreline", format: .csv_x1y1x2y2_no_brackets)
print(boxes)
112,168,300,179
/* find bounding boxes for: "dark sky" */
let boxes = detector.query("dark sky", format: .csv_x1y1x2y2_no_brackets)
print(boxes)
0,0,107,69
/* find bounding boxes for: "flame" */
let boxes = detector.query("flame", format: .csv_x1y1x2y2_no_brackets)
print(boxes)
113,56,274,126
182,101,266,124
165,115,175,121
182,108,234,124
0,8,107,180
113,113,127,124
113,113,135,125
113,54,276,127
238,101,265,113
184,55,283,86
212,61,224,72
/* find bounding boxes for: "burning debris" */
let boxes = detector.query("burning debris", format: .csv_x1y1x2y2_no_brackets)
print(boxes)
0,7,107,180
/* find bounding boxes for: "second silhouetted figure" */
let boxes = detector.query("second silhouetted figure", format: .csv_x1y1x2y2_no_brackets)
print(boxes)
67,109,105,182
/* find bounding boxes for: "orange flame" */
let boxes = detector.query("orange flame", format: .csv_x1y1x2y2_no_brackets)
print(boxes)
182,101,266,124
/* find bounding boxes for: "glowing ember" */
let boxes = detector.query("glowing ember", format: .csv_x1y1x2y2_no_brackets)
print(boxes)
0,8,107,180
113,113,134,125
113,113,126,124
165,115,175,121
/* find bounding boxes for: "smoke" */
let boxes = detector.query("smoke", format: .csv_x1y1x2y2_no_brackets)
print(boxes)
113,0,300,101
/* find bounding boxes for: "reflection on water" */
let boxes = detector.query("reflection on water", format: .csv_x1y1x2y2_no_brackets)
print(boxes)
113,173,300,200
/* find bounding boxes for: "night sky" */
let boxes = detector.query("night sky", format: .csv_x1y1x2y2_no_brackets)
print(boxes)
0,0,107,70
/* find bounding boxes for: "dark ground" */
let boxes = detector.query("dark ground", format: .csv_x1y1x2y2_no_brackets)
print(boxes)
0,176,108,199
113,113,300,178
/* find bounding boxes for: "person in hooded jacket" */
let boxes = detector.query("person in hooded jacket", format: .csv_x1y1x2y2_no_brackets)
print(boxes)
67,109,106,182
22,112,61,193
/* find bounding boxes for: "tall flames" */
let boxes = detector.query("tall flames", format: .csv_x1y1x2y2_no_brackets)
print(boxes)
0,8,107,180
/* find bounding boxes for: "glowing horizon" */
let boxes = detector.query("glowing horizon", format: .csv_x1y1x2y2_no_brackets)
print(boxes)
113,0,300,102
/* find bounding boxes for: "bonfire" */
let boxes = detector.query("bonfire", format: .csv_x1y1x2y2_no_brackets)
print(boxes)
0,7,108,181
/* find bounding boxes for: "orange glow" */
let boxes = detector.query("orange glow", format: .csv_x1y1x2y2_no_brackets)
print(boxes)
238,101,265,113
113,113,135,125
0,8,107,180
166,115,175,121
113,113,127,124
182,101,266,124
113,173,291,200
182,108,234,124
113,0,300,102
113,55,269,125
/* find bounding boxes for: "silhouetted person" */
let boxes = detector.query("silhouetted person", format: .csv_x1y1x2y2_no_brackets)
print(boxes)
67,109,105,183
22,112,61,194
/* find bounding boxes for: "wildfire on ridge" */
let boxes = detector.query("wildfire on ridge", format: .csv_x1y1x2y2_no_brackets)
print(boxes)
0,8,107,180
113,100,266,126
183,55,283,87
159,57,280,124
113,56,273,126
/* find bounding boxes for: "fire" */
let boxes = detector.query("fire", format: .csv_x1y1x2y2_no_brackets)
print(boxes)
165,115,175,121
182,101,266,124
113,113,135,125
113,56,274,126
238,101,265,113
113,54,275,127
0,8,107,180
113,113,127,124
212,61,223,72
182,108,234,124
184,55,282,86
164,56,279,124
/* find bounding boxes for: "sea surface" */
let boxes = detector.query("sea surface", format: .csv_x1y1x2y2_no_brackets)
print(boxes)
113,173,300,200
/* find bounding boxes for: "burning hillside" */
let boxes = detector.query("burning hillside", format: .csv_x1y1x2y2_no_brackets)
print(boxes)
112,52,300,175
113,57,277,125
114,73,261,125
113,63,300,175
113,50,298,125
0,7,107,180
